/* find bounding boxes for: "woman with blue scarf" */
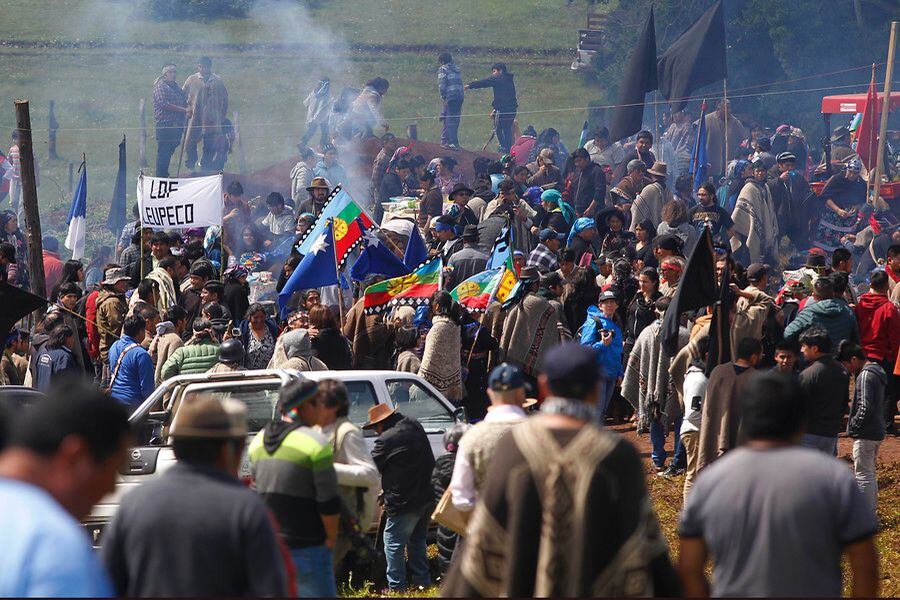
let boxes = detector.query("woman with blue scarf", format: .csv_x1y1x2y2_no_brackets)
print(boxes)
566,217,597,264
534,188,575,236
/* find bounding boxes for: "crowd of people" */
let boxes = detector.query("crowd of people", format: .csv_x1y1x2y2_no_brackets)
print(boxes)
0,49,899,597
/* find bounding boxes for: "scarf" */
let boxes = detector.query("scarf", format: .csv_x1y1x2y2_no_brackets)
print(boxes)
541,189,575,225
566,217,594,248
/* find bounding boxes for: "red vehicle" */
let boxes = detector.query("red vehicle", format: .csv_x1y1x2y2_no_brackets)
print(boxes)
813,91,900,201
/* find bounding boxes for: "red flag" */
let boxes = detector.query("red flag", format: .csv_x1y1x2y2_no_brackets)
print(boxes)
856,65,880,171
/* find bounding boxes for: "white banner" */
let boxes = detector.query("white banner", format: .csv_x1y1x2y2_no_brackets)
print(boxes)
137,173,223,230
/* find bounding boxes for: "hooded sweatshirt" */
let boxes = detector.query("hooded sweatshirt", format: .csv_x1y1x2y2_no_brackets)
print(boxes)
855,292,900,363
248,421,340,548
848,362,886,441
783,298,859,346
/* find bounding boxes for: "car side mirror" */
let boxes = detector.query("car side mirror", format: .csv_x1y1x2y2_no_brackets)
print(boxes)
452,406,467,423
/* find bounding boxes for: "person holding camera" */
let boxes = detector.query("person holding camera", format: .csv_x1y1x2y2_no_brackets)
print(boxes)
579,290,623,421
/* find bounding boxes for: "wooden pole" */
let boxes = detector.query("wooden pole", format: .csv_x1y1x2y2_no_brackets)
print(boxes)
47,100,58,160
233,111,247,175
176,95,198,177
872,21,897,211
138,98,148,168
329,219,345,325
67,162,74,195
15,100,46,312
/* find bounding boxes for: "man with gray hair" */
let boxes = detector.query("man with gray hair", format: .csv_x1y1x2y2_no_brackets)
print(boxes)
151,63,190,177
609,158,649,206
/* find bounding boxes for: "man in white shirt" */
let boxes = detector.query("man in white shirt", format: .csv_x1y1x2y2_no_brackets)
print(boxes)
583,126,626,170
449,363,530,511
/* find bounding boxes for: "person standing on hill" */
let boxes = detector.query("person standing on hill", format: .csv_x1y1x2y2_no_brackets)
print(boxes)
152,63,191,177
182,56,228,174
437,53,464,150
466,63,518,153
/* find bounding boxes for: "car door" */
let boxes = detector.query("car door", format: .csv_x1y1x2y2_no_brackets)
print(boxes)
383,377,459,457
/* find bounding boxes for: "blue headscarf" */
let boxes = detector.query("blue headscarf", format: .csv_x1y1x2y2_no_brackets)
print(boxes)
566,217,595,248
540,189,575,225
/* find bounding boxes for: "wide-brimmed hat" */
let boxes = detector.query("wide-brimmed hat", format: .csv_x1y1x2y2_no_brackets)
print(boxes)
169,396,247,439
519,265,540,282
647,161,668,177
461,224,479,241
362,403,396,430
306,177,332,192
538,148,555,165
805,248,828,269
596,205,627,227
102,267,131,286
448,182,474,200
831,126,850,142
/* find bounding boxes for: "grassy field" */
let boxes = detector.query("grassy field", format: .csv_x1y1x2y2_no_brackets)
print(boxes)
1,0,605,254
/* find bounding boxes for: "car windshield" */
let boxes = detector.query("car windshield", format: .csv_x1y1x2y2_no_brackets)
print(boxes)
181,384,281,433
344,381,379,429
386,379,454,432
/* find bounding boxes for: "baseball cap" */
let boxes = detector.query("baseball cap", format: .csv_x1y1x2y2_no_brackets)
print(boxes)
746,263,769,281
542,343,600,398
488,363,525,392
538,228,564,242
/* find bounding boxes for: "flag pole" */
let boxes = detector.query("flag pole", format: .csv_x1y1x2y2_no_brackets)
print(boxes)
330,218,345,326
139,171,145,281
722,80,730,175
865,64,877,207
691,99,707,189
872,21,897,210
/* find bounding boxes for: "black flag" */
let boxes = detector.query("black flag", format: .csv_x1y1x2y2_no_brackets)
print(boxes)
608,9,657,142
657,0,727,110
661,226,718,356
705,259,734,376
107,135,127,235
0,282,48,341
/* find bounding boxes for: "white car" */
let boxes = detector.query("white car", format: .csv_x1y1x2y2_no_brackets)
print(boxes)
84,368,464,546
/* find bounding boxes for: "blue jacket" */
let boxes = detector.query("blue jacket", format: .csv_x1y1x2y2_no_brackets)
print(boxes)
108,335,156,408
33,346,80,392
579,305,623,379
783,298,859,346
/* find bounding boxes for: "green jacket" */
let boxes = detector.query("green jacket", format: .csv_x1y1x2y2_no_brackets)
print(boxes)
160,340,220,381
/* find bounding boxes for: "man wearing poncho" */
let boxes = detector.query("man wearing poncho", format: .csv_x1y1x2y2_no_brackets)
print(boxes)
731,160,779,264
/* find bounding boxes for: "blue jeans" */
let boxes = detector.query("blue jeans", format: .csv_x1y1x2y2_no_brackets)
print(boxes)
383,506,431,590
801,433,838,456
290,546,337,597
441,98,463,146
650,415,686,469
599,377,616,422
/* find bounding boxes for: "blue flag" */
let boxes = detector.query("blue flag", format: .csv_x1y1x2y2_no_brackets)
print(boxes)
578,120,590,149
690,101,709,192
64,163,87,260
403,222,428,269
350,222,410,282
107,136,126,236
279,220,339,314
485,225,512,270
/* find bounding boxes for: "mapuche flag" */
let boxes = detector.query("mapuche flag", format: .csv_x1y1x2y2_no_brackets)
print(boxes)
295,186,374,265
657,0,727,111
451,261,518,313
363,256,442,314
608,9,657,142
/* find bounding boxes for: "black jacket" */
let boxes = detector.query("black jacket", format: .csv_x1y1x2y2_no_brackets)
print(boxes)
467,72,518,112
569,161,607,216
848,362,887,441
431,452,459,573
371,413,436,515
311,327,352,370
798,355,850,438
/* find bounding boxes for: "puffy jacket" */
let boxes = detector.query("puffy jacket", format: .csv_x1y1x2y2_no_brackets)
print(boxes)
855,292,900,363
160,340,220,380
467,72,517,112
108,335,156,407
848,362,886,441
783,298,859,346
96,289,127,363
33,346,80,392
579,305,623,379
438,62,464,102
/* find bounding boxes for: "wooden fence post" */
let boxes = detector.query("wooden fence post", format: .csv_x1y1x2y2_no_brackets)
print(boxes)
14,100,46,309
48,100,59,160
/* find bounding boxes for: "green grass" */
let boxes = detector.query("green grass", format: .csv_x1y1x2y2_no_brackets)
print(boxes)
1,0,603,255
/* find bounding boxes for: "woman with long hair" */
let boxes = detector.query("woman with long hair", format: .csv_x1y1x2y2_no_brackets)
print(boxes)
657,200,699,256
633,219,658,269
50,259,85,302
436,156,465,195
0,211,28,288
240,303,279,370
419,290,463,401
308,304,351,370
624,266,662,357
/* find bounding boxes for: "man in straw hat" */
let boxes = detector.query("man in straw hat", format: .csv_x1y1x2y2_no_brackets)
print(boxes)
101,395,289,596
366,400,435,592
297,176,332,218
249,378,341,597
630,161,673,231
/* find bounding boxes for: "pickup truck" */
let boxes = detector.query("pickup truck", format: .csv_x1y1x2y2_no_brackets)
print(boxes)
83,368,464,546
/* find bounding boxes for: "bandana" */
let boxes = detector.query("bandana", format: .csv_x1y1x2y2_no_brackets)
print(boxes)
566,217,595,248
